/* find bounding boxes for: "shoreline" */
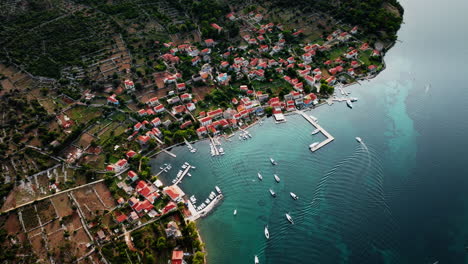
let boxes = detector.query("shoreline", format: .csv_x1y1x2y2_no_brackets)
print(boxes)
150,65,385,264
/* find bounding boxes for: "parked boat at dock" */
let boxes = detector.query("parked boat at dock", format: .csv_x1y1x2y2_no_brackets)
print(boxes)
312,129,320,135
215,186,222,194
346,100,353,108
309,115,318,122
309,142,319,150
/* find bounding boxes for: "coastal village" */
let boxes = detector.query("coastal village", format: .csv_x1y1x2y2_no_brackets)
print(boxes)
0,4,387,264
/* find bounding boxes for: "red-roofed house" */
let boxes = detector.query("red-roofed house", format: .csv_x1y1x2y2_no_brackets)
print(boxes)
151,117,161,127
199,116,212,126
211,23,223,33
172,250,184,264
207,108,223,118
180,93,192,101
115,159,128,172
204,39,215,47
138,135,151,145
154,104,165,113
128,170,139,182
197,126,207,137
177,83,186,91
147,97,159,106
368,65,377,72
126,150,137,159
163,185,185,202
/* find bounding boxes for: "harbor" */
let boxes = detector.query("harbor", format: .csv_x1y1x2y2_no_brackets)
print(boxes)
187,187,224,221
296,110,335,152
172,162,194,185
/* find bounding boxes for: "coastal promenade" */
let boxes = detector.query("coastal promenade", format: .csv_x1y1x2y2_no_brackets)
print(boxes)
296,110,335,152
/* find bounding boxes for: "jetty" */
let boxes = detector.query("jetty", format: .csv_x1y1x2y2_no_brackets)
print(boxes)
297,110,335,152
187,193,224,221
173,163,192,185
163,149,177,158
184,137,197,152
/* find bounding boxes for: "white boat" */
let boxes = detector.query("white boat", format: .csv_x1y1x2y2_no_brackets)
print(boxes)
182,164,187,169
269,189,276,197
285,213,294,224
350,97,358,102
355,137,362,143
191,166,196,169
309,142,319,150
270,158,277,165
257,172,263,181
233,209,237,215
346,100,353,108
215,186,222,194
201,202,206,207
219,148,225,155
264,226,270,239
205,198,210,204
311,129,320,135
255,255,259,264
290,192,299,200
274,174,280,183
309,115,318,122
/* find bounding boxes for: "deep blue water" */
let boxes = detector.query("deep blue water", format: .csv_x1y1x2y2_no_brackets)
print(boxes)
151,0,468,263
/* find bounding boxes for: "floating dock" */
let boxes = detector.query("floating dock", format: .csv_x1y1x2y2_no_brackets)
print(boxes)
297,110,335,152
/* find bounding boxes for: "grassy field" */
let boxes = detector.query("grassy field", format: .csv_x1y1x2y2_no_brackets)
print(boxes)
66,105,103,124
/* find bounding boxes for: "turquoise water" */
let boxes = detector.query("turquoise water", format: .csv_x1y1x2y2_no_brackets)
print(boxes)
151,0,468,262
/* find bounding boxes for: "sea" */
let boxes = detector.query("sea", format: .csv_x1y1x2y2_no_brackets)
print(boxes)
151,0,468,262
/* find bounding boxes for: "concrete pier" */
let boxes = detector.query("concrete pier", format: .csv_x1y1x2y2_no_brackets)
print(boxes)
297,110,335,152
162,149,177,158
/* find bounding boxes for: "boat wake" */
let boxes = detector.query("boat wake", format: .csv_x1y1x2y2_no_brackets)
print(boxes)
301,144,402,263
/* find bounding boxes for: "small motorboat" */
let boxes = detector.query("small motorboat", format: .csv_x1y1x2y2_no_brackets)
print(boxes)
255,255,259,264
233,209,237,216
270,158,277,165
285,213,294,224
290,192,298,200
346,100,353,108
311,129,320,135
264,225,269,239
257,172,263,181
355,137,362,143
269,189,276,197
274,174,280,183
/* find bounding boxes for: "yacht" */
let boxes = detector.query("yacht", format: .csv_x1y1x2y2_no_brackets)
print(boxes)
309,142,319,150
215,186,222,194
269,189,276,197
270,158,278,165
311,129,320,135
285,213,294,224
346,100,353,108
233,209,237,215
257,172,263,181
274,174,280,183
264,225,270,239
255,255,259,264
290,192,299,200
355,137,362,143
